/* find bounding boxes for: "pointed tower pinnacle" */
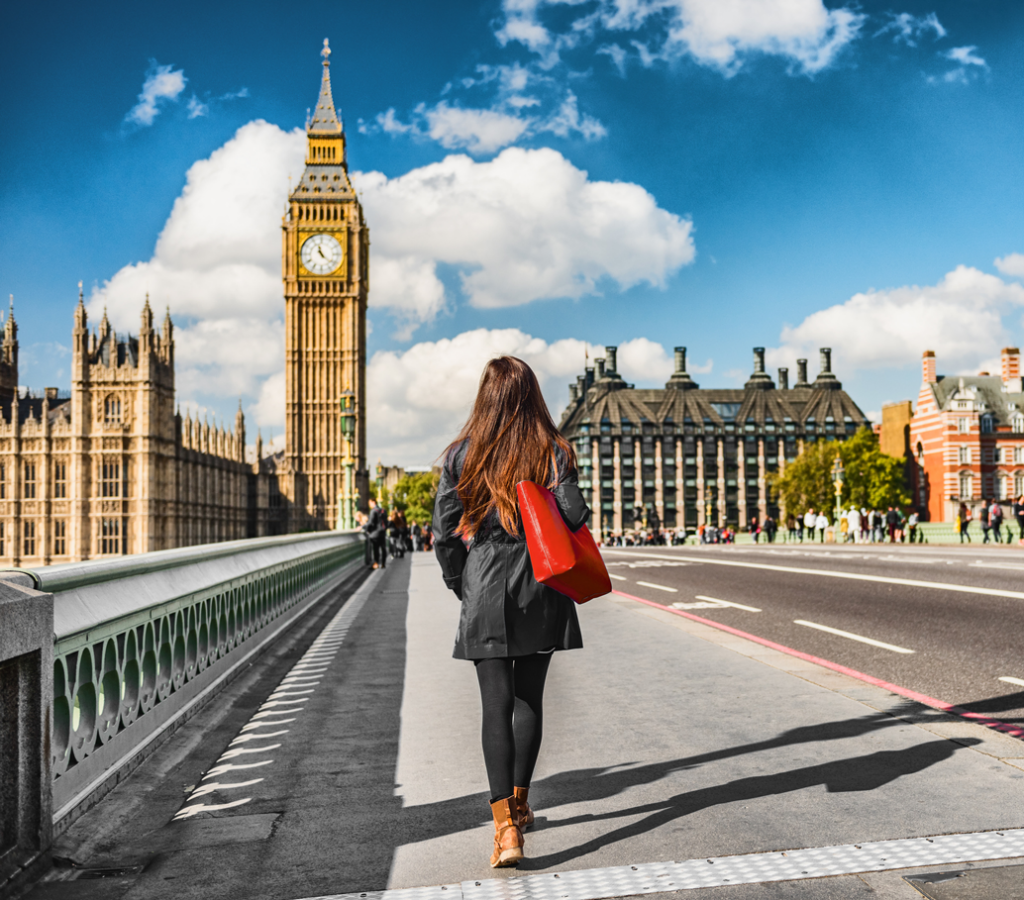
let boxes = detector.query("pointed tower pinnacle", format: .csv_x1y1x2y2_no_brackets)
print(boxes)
141,293,154,332
309,38,343,135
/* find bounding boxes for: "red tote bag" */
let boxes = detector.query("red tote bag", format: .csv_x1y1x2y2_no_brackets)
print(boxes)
516,480,612,604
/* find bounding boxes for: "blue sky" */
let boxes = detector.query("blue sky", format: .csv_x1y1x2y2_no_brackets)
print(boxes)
2,0,1023,463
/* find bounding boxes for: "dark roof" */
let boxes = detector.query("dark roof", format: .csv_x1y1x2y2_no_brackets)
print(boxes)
559,377,869,437
0,395,72,425
292,165,355,199
930,375,1024,427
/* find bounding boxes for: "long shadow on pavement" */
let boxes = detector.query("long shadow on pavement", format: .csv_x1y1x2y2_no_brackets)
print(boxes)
518,737,981,870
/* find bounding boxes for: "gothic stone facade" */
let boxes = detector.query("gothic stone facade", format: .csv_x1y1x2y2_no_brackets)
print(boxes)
558,346,871,535
909,348,1024,522
281,40,369,529
0,297,288,566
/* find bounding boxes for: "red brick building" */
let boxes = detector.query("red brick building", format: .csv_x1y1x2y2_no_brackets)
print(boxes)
909,347,1024,522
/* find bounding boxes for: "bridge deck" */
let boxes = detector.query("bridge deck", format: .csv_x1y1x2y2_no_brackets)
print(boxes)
26,552,1024,900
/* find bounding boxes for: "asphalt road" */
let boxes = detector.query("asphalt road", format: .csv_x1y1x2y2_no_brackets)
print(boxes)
602,542,1024,729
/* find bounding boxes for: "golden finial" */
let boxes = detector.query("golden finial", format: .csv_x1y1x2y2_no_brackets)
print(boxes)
322,38,331,64
78,280,83,300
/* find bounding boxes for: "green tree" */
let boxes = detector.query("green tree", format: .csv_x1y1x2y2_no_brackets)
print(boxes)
769,428,910,519
391,471,439,524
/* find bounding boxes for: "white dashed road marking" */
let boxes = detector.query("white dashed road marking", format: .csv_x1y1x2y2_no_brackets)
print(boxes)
636,581,678,593
794,620,915,654
999,676,1024,687
694,595,761,612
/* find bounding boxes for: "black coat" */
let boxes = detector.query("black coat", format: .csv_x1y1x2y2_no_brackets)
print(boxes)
433,440,590,660
364,506,386,541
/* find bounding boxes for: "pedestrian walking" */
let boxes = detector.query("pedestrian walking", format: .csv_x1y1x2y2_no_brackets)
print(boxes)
364,498,387,568
958,503,972,543
433,356,590,869
980,499,991,543
990,500,1003,544
847,506,861,543
885,506,898,543
815,511,828,542
786,514,797,542
907,509,919,544
763,514,777,543
804,508,816,542
749,514,760,543
1014,494,1024,545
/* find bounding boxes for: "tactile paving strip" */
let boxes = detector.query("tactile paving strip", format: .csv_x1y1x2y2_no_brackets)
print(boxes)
304,828,1024,900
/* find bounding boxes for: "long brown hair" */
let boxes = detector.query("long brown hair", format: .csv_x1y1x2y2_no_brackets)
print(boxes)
447,356,575,538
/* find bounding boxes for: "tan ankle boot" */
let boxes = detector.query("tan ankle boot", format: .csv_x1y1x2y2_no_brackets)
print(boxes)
489,797,524,868
513,786,534,830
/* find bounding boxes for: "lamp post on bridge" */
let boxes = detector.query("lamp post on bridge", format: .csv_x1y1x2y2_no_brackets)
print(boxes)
338,389,356,530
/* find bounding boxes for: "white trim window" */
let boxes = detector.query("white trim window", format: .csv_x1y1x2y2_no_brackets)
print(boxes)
959,472,973,498
958,445,971,464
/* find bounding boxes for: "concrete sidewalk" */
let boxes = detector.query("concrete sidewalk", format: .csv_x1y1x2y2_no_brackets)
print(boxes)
387,553,1024,893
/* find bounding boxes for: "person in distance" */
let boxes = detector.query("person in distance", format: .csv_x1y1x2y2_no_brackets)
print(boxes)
433,356,590,868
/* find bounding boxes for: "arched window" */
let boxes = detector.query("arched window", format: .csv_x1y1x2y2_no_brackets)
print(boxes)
1012,415,1024,434
104,395,122,424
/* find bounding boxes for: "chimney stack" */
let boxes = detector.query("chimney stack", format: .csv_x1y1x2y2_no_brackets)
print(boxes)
778,367,789,390
922,350,937,384
595,358,606,379
569,383,579,403
796,359,809,386
605,345,618,374
1000,347,1022,393
745,346,774,389
819,347,832,374
585,366,595,388
665,345,697,390
576,374,587,397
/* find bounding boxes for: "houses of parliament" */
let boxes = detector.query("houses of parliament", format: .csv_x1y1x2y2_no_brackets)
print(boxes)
0,40,369,565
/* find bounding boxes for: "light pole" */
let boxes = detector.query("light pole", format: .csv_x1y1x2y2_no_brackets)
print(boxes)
831,453,844,529
338,389,356,530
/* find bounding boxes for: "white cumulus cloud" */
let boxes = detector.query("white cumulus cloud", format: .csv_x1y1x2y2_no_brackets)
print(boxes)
126,62,188,126
367,329,682,465
89,122,692,442
90,120,307,425
499,0,865,76
355,146,694,328
995,253,1024,279
766,265,1024,376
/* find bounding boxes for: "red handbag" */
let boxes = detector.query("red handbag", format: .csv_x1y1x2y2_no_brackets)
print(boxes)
516,480,612,604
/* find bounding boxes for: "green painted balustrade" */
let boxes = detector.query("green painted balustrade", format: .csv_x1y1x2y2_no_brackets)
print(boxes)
5,531,365,827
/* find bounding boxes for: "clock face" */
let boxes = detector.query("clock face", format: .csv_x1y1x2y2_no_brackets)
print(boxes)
300,233,343,275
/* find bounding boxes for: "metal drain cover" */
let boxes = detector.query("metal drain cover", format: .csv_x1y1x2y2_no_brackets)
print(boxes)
905,864,1024,899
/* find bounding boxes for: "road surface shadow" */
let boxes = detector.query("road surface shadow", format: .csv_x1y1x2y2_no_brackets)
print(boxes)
954,689,1024,724
518,737,981,870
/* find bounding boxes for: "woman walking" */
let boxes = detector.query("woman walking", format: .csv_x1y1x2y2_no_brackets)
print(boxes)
433,356,590,868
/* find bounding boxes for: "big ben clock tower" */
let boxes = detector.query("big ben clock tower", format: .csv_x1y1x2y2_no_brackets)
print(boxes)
282,39,369,529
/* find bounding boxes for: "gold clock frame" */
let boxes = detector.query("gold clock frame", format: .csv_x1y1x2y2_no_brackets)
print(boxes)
298,228,348,279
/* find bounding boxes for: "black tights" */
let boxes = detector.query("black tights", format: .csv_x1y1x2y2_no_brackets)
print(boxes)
474,653,552,803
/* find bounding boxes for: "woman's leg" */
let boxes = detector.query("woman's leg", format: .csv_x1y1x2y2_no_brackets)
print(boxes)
474,658,516,802
511,653,553,788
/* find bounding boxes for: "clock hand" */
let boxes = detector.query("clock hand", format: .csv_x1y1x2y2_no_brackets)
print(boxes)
317,246,326,259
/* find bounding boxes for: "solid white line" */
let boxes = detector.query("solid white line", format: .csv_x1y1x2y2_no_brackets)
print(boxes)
637,581,678,593
999,676,1024,687
794,620,915,654
603,549,1024,600
608,573,627,581
695,595,761,612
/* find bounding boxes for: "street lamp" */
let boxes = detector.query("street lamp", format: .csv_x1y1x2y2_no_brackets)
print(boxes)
338,389,356,530
831,453,845,529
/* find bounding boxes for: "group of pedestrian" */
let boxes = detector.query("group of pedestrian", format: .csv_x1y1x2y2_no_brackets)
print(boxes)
358,499,434,569
958,496,1024,545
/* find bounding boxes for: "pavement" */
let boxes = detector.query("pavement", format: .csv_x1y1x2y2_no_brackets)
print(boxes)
22,547,1024,900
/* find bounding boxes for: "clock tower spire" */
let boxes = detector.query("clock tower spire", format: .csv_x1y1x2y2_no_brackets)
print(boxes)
281,38,369,531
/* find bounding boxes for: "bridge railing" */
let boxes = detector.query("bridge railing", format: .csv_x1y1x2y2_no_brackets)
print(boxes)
0,531,365,893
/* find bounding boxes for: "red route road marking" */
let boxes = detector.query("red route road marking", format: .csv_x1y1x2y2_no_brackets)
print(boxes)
613,589,1024,742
